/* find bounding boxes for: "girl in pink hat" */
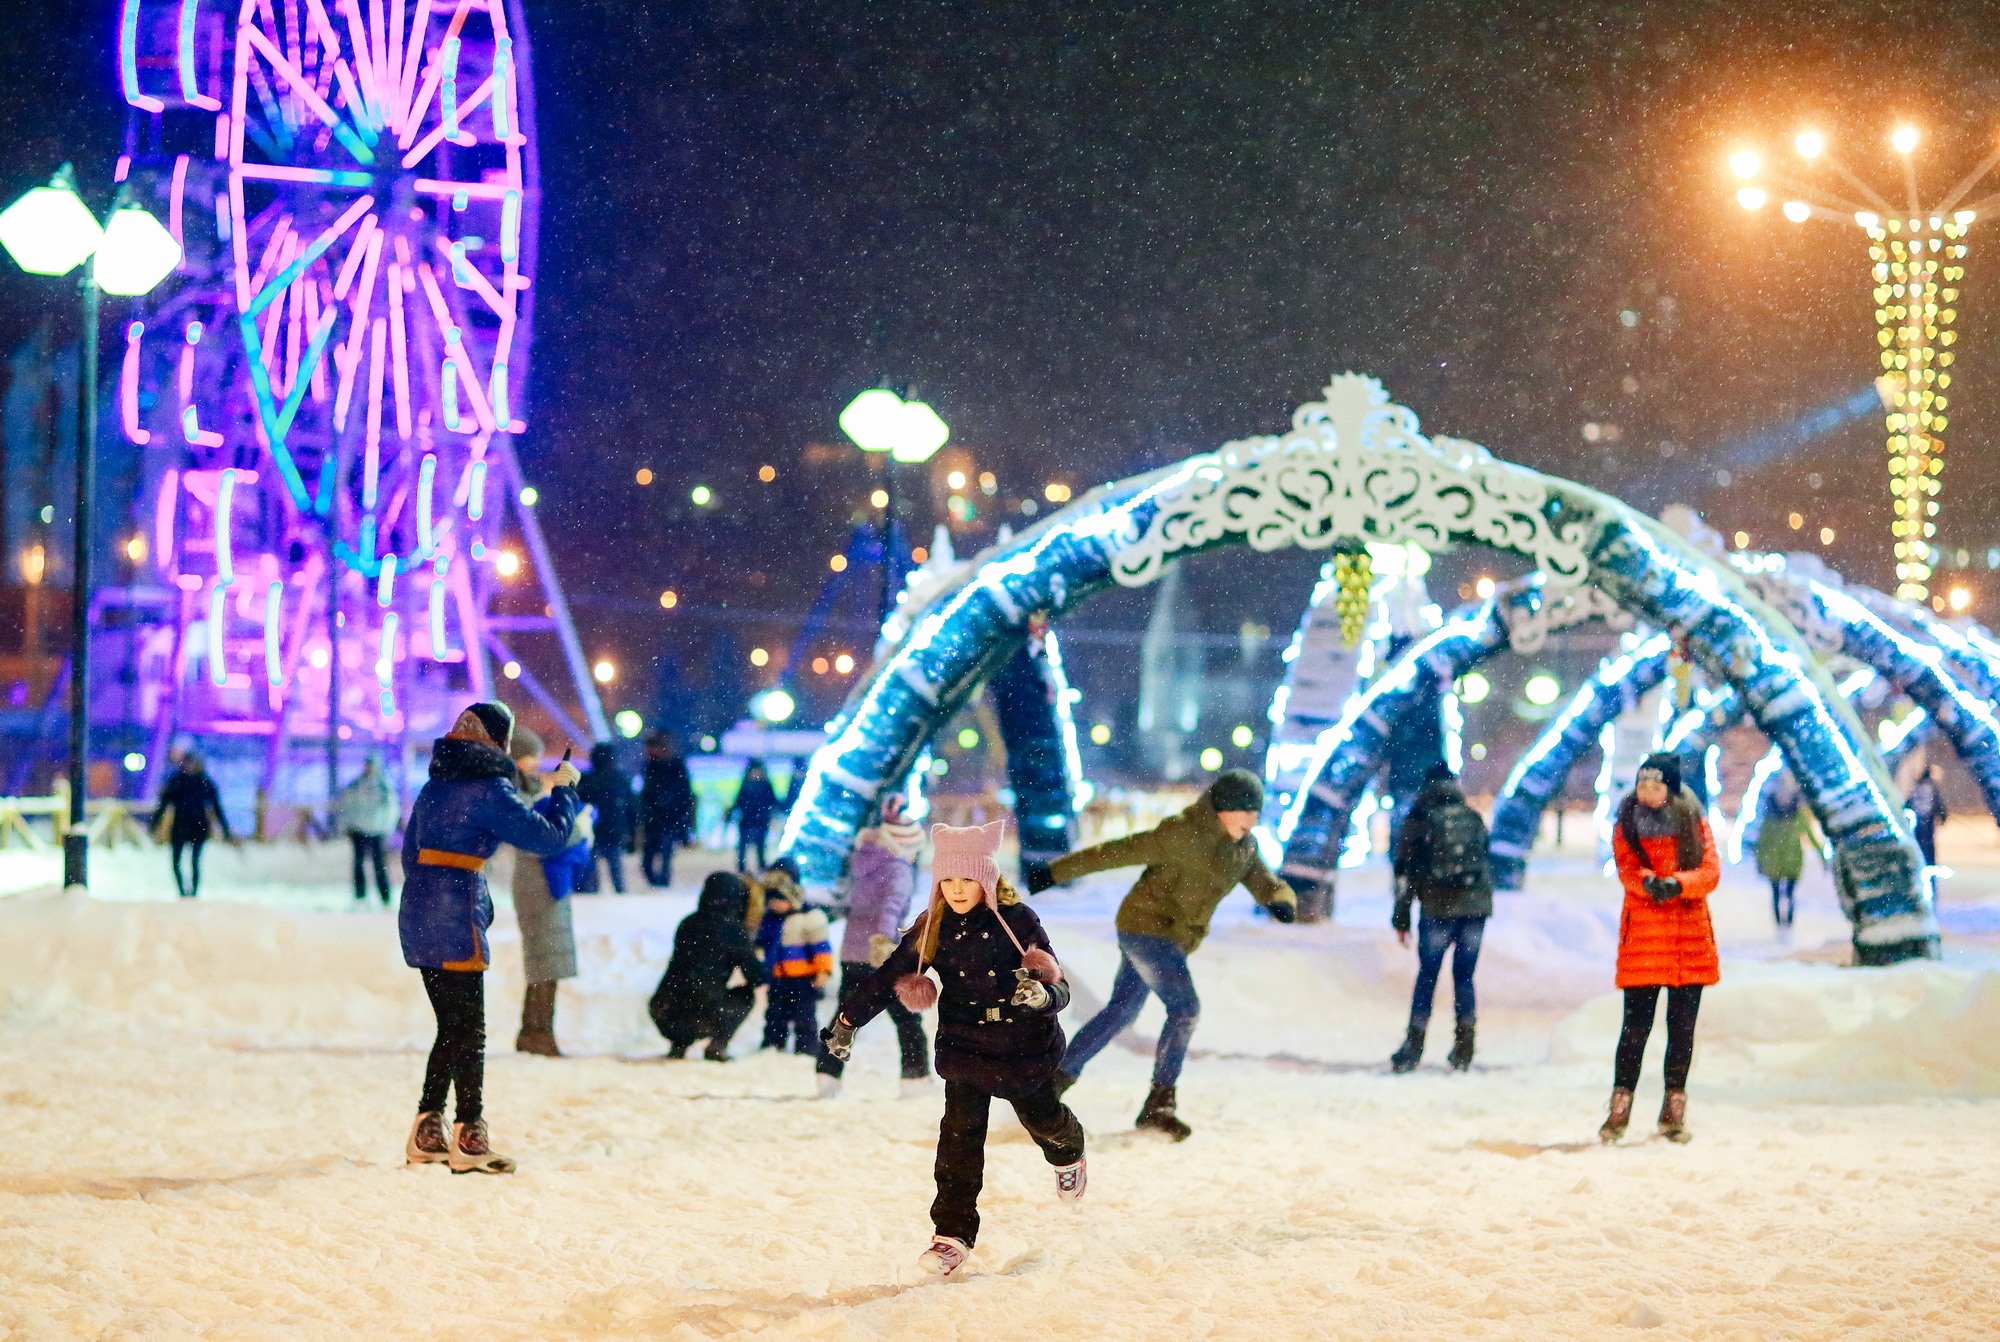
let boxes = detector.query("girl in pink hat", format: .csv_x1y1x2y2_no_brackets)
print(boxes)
821,819,1083,1278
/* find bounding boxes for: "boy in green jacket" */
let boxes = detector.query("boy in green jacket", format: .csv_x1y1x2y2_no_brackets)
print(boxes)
1027,769,1297,1139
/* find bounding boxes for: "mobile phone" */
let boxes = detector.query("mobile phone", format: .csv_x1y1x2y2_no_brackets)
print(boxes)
560,747,572,764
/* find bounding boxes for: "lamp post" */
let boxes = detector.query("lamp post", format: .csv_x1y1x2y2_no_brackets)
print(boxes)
1726,126,2000,606
838,387,949,621
0,165,181,890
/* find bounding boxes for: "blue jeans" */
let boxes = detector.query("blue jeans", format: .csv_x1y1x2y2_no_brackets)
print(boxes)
1410,915,1485,1028
1062,933,1200,1088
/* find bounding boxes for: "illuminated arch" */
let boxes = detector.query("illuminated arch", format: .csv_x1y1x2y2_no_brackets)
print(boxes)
779,375,1931,963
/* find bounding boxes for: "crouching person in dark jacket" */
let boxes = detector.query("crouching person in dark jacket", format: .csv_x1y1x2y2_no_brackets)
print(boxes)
400,702,579,1174
1389,764,1494,1074
650,872,763,1059
820,822,1083,1280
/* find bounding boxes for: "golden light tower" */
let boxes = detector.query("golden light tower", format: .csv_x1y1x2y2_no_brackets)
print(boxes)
1728,126,2000,605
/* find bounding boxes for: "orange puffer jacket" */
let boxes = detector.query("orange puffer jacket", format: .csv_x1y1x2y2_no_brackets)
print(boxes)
1612,804,1721,989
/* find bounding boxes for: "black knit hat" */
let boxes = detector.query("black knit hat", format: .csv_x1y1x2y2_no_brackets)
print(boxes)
1424,762,1457,783
1206,768,1264,814
465,701,515,752
1637,751,1682,795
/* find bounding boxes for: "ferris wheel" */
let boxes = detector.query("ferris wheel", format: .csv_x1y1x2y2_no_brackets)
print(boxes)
112,0,604,797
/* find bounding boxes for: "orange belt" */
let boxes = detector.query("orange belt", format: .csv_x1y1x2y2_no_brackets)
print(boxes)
416,848,485,872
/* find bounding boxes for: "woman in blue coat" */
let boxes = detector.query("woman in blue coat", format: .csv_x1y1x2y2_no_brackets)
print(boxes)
399,702,579,1174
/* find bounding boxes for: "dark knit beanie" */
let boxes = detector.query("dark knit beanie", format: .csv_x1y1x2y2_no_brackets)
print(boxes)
466,701,515,752
1206,768,1264,814
1424,762,1456,783
1637,751,1682,795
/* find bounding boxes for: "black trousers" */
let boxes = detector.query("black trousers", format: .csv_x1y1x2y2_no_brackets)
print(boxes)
817,961,932,1080
736,822,769,873
652,985,756,1055
170,838,205,898
419,967,485,1123
642,826,680,886
350,832,391,902
1614,984,1703,1093
1769,877,1796,926
933,1079,1084,1246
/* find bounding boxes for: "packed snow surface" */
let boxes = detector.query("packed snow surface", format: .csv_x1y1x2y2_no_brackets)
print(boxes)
5,826,2000,1339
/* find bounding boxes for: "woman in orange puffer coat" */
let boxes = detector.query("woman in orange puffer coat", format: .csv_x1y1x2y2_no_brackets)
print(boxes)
1600,752,1719,1146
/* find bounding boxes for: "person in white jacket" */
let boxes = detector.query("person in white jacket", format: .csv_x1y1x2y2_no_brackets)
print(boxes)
338,755,401,904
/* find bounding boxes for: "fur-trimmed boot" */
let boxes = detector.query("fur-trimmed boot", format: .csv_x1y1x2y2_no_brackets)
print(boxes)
1657,1089,1691,1144
1135,1085,1192,1141
1598,1086,1635,1144
1448,1020,1476,1072
1390,1025,1426,1073
515,982,561,1057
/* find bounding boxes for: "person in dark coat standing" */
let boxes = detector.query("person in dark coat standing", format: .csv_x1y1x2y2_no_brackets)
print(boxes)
639,732,696,888
821,821,1083,1279
398,702,578,1174
1388,764,1495,1073
152,752,234,899
726,759,779,873
576,742,637,893
649,871,764,1059
1907,765,1948,867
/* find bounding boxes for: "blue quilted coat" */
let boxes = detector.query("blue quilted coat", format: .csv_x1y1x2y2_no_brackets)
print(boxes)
398,737,579,969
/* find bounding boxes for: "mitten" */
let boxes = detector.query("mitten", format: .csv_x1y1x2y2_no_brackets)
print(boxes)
1269,900,1297,924
1024,860,1057,895
819,1017,856,1061
1011,974,1050,1009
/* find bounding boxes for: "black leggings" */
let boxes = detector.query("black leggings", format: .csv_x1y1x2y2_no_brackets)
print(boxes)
1769,878,1796,927
351,833,390,902
419,968,485,1123
933,1078,1084,1246
1614,985,1703,1093
817,961,931,1080
170,838,205,899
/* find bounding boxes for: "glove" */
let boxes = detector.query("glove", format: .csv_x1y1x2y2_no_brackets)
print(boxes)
551,760,582,789
1024,860,1057,895
1642,874,1680,902
819,1016,856,1061
1011,974,1050,1009
1268,900,1297,924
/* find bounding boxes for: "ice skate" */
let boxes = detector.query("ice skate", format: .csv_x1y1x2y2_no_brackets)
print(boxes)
1389,1025,1425,1073
917,1235,971,1277
405,1111,450,1165
1598,1087,1634,1144
815,1073,842,1099
448,1119,517,1174
1657,1089,1691,1144
1054,1157,1087,1205
899,1075,936,1100
1134,1084,1192,1141
1448,1020,1476,1072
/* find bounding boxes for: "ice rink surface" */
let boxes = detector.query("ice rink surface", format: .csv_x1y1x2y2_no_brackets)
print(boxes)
5,824,2000,1340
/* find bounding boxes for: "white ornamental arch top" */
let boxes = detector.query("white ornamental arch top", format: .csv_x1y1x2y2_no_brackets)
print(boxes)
1108,375,1591,591
777,375,1929,962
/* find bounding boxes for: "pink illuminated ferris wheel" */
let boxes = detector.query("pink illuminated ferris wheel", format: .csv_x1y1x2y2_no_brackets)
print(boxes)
113,0,604,799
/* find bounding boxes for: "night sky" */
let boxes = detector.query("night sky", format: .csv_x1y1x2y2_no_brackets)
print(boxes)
7,0,2000,734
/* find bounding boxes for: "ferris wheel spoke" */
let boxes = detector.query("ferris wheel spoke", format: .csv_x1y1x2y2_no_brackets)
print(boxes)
242,24,377,165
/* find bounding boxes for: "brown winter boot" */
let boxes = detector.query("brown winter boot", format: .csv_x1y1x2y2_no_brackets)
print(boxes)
1135,1085,1192,1142
516,982,562,1056
1598,1087,1635,1144
1657,1089,1691,1144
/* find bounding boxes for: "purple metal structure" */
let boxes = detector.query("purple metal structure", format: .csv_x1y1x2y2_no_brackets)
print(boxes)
108,0,604,801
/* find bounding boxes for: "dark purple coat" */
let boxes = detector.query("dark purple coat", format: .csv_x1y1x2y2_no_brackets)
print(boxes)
843,901,1070,1099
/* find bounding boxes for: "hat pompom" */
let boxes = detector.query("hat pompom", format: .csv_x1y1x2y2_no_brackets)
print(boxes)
1021,946,1063,985
894,972,939,1011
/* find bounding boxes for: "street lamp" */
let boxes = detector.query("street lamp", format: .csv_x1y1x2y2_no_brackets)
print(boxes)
1727,126,1999,605
839,387,949,620
0,165,181,891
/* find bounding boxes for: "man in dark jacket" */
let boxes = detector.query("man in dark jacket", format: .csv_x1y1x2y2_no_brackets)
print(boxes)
649,871,763,1059
639,732,697,888
399,702,578,1174
1389,764,1494,1073
1028,769,1297,1140
726,759,779,872
575,742,637,893
152,752,234,899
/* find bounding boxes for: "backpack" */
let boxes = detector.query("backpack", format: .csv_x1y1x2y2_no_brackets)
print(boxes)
1422,802,1489,890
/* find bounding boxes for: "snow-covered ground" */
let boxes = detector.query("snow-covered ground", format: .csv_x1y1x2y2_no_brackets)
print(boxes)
4,825,2000,1339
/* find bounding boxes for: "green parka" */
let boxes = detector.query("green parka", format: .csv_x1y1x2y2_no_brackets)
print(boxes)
1046,797,1297,952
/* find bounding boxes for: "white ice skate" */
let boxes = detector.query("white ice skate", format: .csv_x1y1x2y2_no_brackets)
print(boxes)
815,1073,842,1099
1054,1157,1087,1205
917,1235,971,1277
448,1119,517,1174
405,1111,451,1165
899,1076,936,1100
